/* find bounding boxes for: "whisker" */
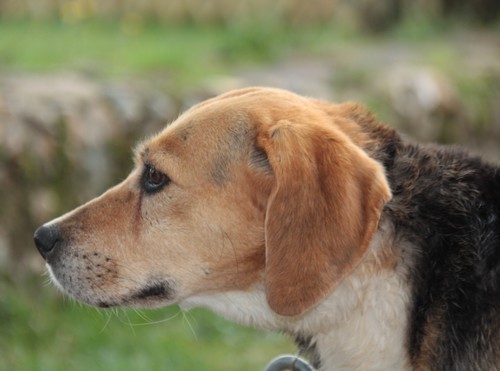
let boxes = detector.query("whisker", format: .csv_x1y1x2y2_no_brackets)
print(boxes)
182,310,199,342
113,308,137,335
99,310,113,334
132,308,153,323
130,309,182,327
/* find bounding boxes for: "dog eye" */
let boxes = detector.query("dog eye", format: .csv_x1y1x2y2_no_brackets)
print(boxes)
141,164,170,194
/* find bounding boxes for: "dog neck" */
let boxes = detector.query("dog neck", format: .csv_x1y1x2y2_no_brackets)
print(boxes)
180,220,412,370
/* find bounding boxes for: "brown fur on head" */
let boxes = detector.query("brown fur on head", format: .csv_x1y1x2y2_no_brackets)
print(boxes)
36,87,391,316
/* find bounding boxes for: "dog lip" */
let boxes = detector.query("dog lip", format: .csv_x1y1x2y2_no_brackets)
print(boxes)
133,280,175,301
96,301,114,308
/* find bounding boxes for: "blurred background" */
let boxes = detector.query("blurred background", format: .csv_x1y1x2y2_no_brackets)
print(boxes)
0,0,499,370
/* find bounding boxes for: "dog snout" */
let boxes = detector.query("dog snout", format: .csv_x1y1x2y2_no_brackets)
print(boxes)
34,224,61,260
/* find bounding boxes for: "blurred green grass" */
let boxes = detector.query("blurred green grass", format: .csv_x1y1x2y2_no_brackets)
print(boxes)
0,275,294,371
0,17,476,91
0,20,224,82
1,14,498,371
0,21,314,370
0,19,335,86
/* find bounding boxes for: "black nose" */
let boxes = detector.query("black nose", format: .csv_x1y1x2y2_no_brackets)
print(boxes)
34,225,61,260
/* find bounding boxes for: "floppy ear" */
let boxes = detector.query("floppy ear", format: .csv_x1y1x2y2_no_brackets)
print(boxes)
257,119,391,317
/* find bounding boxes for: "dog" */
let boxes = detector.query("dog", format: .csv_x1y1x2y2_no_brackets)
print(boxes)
34,87,500,370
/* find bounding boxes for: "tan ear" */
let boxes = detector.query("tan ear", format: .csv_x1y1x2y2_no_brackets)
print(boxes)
257,119,391,317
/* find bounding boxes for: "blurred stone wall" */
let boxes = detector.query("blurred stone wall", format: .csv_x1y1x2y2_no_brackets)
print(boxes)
1,62,499,277
0,73,178,275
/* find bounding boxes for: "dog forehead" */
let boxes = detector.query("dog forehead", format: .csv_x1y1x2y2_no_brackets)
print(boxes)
140,100,254,186
161,104,251,150
143,87,317,160
182,87,312,126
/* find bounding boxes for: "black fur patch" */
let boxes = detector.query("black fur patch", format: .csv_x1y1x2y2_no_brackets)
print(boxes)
294,335,322,369
210,121,250,186
249,145,272,173
211,155,231,186
377,135,500,369
134,280,174,300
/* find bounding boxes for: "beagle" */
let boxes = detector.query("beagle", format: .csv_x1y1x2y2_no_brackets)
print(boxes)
34,87,500,370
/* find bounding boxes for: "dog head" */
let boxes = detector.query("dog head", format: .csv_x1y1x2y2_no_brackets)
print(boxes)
34,87,391,316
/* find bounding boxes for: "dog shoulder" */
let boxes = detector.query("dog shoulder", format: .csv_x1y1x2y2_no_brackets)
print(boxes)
382,140,500,369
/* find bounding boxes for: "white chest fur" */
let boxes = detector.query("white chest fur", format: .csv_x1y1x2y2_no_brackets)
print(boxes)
309,269,411,370
181,225,412,370
182,269,410,370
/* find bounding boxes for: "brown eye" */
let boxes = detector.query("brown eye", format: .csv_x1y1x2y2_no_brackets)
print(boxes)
148,166,164,184
141,164,170,194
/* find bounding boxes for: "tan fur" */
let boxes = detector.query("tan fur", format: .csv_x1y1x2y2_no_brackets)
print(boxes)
36,87,500,370
39,88,399,371
257,118,390,315
44,87,391,314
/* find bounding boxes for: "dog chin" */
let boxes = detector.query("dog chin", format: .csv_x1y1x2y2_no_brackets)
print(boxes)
92,294,176,310
46,263,66,293
47,264,176,309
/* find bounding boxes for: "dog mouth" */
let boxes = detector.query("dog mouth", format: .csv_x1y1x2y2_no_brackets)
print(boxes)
132,281,175,300
95,281,176,308
48,259,177,309
95,280,176,308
